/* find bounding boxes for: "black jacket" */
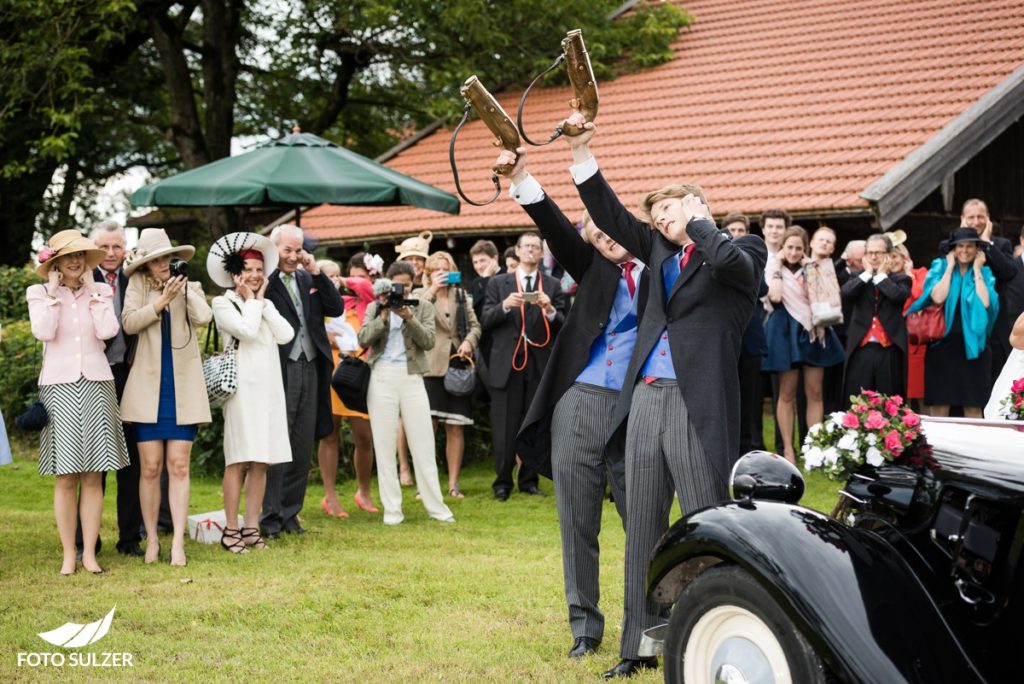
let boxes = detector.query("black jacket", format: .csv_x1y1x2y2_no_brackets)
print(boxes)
481,270,568,390
265,268,344,439
840,271,912,357
92,267,136,363
514,194,649,481
578,170,767,483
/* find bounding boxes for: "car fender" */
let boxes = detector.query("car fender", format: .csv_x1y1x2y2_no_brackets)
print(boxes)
647,501,986,684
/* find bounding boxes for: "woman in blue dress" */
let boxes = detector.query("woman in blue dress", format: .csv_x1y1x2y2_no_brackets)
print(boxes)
763,227,844,463
121,229,212,567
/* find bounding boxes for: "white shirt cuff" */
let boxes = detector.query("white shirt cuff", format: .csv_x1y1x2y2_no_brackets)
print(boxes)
859,271,872,283
545,309,556,322
872,274,886,284
509,173,546,205
570,156,599,185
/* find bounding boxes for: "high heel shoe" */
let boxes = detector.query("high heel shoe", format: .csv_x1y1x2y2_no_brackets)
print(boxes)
220,528,248,554
240,527,267,550
321,497,349,518
354,491,379,513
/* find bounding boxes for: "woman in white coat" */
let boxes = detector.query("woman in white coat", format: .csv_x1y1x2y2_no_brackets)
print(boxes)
208,233,294,553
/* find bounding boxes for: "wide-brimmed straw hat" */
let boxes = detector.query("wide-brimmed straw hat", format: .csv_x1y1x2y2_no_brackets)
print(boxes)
206,232,279,288
35,230,106,278
395,231,433,261
123,228,195,276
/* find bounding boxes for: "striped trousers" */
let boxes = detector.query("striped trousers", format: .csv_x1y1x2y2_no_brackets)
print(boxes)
620,379,726,659
551,383,627,642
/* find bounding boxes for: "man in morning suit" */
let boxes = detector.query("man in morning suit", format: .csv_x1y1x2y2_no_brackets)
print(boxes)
79,221,142,556
481,232,567,500
261,225,344,538
495,147,647,660
563,114,767,679
961,199,1024,388
841,233,911,398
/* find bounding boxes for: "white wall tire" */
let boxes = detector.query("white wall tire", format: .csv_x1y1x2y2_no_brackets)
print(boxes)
664,565,826,684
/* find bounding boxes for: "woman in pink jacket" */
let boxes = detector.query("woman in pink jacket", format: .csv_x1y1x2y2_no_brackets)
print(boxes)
27,231,129,576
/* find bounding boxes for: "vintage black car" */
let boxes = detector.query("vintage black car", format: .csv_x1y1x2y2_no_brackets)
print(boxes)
643,418,1024,683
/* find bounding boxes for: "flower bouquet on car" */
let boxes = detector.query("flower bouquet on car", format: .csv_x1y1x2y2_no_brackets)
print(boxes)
997,378,1024,421
802,390,929,481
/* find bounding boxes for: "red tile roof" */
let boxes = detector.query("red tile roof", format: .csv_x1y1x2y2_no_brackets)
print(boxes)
303,0,1024,245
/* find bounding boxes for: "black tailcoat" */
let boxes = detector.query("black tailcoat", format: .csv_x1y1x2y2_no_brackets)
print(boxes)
577,171,767,483
514,194,649,480
265,269,344,439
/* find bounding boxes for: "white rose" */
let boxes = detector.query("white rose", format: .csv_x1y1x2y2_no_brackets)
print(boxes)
837,431,858,451
866,433,877,446
808,423,822,437
803,446,824,469
823,447,840,465
865,446,884,467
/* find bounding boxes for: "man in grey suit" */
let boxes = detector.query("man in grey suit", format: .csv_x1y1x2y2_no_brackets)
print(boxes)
564,114,767,679
261,225,344,538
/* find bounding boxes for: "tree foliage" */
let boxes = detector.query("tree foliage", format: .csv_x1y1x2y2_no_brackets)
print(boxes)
0,0,691,265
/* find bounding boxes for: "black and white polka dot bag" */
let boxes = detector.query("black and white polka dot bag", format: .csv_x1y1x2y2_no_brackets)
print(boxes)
202,310,239,408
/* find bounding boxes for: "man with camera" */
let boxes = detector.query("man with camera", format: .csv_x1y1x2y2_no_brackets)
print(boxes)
261,225,344,539
481,232,567,501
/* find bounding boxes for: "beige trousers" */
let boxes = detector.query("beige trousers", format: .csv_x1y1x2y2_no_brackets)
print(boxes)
366,363,454,524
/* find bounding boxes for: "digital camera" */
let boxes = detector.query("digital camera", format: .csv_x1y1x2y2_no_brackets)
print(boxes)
386,283,419,309
169,259,189,279
445,271,462,285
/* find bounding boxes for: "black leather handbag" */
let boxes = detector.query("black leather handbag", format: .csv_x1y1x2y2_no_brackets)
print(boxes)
16,399,49,432
331,351,371,413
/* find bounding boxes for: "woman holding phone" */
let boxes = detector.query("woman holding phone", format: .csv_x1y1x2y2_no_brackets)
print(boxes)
415,252,481,498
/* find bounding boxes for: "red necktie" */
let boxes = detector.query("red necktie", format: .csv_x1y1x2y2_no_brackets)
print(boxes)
679,243,697,270
620,261,636,298
105,271,116,296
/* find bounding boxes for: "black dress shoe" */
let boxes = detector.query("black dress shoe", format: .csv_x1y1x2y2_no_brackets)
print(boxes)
521,485,545,496
601,658,658,679
283,525,306,535
568,636,600,658
116,543,145,557
494,487,510,501
263,530,281,540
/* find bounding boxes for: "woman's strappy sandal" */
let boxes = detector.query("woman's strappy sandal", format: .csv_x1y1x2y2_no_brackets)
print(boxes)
241,527,268,550
220,528,249,554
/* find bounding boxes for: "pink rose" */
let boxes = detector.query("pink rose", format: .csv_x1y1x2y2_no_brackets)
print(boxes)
862,390,878,398
891,395,904,406
853,403,868,413
1012,378,1024,393
868,395,882,406
903,412,920,427
38,246,54,263
884,430,903,454
865,411,886,430
884,400,899,416
906,429,918,441
842,412,861,428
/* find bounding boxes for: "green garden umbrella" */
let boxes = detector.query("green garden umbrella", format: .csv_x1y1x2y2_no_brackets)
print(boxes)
130,130,460,224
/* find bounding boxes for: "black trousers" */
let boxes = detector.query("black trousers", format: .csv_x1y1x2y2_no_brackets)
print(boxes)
737,351,763,455
75,362,143,551
844,343,906,399
489,363,542,492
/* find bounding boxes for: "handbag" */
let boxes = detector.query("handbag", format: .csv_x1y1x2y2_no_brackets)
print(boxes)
906,304,946,345
331,350,370,414
444,354,476,397
16,399,49,432
202,309,239,409
804,260,844,327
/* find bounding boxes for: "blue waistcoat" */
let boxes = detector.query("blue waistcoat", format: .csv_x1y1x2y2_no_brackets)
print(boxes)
575,270,640,390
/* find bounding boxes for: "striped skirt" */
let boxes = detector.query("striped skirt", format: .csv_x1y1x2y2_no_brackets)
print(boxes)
38,377,129,476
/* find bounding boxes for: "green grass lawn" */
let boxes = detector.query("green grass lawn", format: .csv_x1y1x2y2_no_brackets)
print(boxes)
0,428,840,683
